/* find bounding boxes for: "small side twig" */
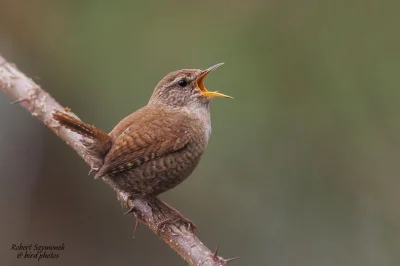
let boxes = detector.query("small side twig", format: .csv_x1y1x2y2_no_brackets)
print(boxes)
0,55,232,266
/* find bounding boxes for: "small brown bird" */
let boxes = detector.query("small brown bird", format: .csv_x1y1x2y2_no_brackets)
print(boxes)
54,63,231,197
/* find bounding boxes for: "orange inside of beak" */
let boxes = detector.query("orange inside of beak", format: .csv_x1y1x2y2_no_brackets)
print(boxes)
195,63,233,99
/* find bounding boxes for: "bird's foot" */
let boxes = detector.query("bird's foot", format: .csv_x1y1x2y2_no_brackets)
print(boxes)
157,214,196,235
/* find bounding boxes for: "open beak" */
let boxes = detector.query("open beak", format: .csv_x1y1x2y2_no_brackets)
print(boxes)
196,63,233,99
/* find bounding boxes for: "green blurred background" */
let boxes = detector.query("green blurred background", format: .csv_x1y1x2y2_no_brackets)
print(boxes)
1,0,400,265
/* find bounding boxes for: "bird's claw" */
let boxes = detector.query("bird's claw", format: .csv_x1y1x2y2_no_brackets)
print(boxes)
156,214,196,235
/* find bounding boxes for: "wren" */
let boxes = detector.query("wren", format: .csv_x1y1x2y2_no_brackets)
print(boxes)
53,63,232,197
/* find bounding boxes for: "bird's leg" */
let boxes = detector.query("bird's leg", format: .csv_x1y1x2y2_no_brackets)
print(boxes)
154,200,197,234
157,214,197,235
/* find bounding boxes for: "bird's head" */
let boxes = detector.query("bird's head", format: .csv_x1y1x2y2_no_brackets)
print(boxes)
149,63,232,109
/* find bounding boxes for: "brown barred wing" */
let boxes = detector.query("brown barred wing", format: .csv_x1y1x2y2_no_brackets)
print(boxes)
94,112,192,178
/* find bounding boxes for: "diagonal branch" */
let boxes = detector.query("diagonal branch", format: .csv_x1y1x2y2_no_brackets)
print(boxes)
0,55,232,266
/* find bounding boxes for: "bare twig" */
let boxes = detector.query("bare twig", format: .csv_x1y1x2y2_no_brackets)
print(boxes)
0,55,232,266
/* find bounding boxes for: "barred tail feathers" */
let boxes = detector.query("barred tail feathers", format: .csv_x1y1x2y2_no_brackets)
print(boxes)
53,110,109,142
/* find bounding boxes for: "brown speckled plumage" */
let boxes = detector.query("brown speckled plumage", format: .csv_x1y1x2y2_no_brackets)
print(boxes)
54,63,231,197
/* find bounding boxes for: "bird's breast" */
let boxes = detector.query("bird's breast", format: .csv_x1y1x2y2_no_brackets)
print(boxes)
184,106,212,145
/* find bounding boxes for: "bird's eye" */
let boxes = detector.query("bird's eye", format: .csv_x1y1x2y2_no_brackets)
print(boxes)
177,79,187,87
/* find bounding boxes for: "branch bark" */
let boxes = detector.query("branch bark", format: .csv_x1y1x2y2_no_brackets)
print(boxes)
0,55,233,266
